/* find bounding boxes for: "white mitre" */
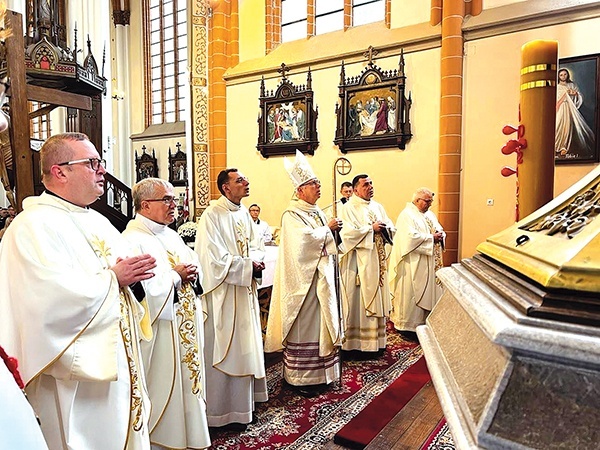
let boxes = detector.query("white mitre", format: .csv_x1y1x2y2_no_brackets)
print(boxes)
283,149,317,188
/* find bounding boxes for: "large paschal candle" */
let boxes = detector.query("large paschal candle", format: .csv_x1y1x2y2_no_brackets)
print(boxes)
518,40,558,220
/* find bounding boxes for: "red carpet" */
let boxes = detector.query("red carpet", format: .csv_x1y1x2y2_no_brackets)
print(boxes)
208,329,422,449
334,356,431,449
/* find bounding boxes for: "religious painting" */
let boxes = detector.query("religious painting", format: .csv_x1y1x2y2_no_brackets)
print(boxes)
334,48,412,153
555,54,600,164
257,63,319,158
135,146,158,182
169,144,188,186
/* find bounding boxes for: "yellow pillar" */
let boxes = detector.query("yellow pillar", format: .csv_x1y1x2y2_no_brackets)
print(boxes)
432,0,481,264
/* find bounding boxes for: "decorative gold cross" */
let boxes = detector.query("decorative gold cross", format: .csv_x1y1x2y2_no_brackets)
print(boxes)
335,157,352,176
277,62,290,80
363,46,378,66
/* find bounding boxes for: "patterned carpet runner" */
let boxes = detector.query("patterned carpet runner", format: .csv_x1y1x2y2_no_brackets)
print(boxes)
208,329,454,449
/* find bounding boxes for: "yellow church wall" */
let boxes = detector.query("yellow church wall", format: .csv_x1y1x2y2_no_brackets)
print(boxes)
461,15,600,258
238,0,265,61
390,1,430,29
226,46,442,231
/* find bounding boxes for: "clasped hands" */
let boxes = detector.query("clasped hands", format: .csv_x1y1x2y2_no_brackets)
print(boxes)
328,218,343,231
433,232,444,244
113,254,157,287
252,260,265,278
174,263,199,283
372,221,387,233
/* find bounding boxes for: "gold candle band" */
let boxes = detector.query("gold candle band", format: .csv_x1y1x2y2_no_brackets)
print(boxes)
520,80,557,91
520,63,557,75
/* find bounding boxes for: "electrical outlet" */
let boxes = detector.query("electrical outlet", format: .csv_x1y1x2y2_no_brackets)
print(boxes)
486,199,494,206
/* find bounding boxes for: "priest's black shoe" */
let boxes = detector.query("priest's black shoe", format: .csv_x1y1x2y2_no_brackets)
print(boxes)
297,386,320,398
211,422,248,432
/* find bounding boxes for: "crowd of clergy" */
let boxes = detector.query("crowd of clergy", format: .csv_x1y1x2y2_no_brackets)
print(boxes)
0,131,445,450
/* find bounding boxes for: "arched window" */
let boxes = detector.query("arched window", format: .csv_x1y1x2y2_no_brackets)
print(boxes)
143,0,188,126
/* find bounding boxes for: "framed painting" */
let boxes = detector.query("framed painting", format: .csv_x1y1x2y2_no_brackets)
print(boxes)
135,146,158,182
555,54,600,164
169,143,187,187
334,48,412,153
257,64,319,158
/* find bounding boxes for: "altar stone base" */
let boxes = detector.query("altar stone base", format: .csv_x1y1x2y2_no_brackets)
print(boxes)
418,261,600,449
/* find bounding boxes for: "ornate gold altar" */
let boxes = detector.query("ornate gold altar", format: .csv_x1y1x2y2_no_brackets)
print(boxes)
419,165,600,449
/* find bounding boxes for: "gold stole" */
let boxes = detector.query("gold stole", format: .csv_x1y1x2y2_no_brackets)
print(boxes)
368,211,387,287
424,216,443,285
89,235,147,432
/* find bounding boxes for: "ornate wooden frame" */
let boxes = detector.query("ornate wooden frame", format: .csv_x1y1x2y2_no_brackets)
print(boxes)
334,48,412,153
169,142,187,186
257,63,319,158
135,146,158,182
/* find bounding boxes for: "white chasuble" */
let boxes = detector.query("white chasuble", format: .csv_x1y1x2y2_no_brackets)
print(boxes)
195,196,267,426
388,202,444,332
123,214,210,449
0,193,151,450
265,199,342,386
338,195,395,351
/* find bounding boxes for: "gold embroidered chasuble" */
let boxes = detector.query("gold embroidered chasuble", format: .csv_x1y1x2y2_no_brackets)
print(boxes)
264,199,342,369
195,196,267,426
0,192,151,450
388,202,445,332
123,214,210,449
338,195,395,351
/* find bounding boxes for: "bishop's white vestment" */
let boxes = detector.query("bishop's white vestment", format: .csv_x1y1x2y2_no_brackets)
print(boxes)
0,193,152,450
264,199,342,386
388,203,445,331
123,214,211,449
338,195,395,351
195,196,267,426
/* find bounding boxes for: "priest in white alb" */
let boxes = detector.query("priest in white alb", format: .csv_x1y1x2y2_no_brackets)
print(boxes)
338,174,395,353
265,150,343,397
388,187,445,334
195,168,267,429
0,133,156,450
123,178,211,449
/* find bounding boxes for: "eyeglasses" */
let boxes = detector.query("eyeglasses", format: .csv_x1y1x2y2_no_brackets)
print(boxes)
57,158,106,172
232,176,249,184
418,198,433,204
143,196,176,205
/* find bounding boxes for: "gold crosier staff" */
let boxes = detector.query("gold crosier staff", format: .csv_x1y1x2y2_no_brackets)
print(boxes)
332,156,351,381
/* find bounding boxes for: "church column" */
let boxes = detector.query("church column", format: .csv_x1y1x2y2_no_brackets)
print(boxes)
190,0,210,217
432,0,481,265
205,0,239,202
111,3,132,185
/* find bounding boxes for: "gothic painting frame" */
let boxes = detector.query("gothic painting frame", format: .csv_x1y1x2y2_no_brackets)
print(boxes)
555,54,600,164
135,147,158,182
169,144,188,187
257,64,319,158
334,49,412,153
